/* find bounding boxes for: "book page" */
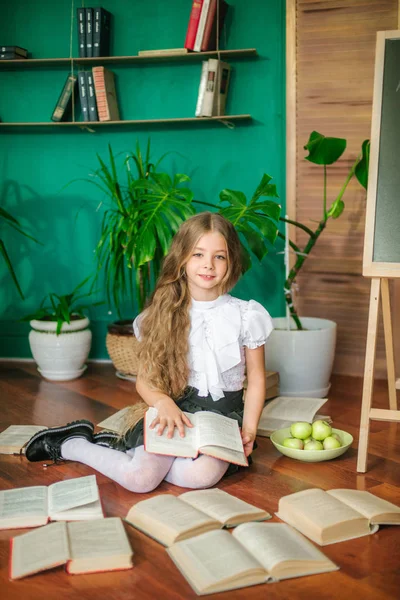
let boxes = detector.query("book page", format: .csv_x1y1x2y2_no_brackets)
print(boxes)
180,489,270,525
328,489,400,521
97,407,132,434
232,522,332,572
196,412,243,452
0,486,48,521
0,425,47,454
145,407,197,457
48,475,99,515
10,521,70,580
68,517,132,559
258,396,327,427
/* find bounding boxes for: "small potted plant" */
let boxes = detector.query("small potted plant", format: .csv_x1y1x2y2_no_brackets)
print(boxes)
22,276,102,381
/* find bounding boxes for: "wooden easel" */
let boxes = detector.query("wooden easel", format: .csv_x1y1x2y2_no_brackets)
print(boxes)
357,30,400,472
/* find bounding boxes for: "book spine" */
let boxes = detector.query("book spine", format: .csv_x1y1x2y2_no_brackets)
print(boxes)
78,71,89,122
201,0,216,51
0,46,28,57
212,62,230,116
201,0,228,51
93,8,111,57
93,67,120,121
193,0,211,52
86,72,98,121
195,61,209,117
51,75,77,122
200,58,218,117
0,53,27,60
77,7,86,58
85,8,94,58
184,0,203,51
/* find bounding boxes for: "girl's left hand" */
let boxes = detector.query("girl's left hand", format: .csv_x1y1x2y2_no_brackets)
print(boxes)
241,430,256,457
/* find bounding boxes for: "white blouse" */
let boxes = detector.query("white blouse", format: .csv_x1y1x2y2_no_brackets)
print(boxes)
133,294,273,401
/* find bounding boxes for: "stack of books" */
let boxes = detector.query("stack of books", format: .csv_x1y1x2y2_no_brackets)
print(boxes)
77,7,111,58
195,58,231,117
0,46,28,60
184,0,229,52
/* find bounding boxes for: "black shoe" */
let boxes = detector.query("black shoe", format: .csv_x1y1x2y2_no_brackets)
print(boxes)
93,431,127,452
25,420,94,463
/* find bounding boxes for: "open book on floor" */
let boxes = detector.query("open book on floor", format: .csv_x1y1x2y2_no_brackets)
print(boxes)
0,475,103,529
276,488,400,545
97,406,132,433
167,522,339,595
10,517,133,579
257,396,330,437
0,425,47,454
144,407,247,466
125,488,271,546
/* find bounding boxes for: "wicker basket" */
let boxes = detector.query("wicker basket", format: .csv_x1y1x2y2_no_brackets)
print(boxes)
106,320,140,377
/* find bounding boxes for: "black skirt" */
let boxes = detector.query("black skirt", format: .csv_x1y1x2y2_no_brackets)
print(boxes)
123,387,255,476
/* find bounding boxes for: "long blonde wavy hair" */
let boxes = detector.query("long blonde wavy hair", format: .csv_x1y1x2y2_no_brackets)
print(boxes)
120,212,243,434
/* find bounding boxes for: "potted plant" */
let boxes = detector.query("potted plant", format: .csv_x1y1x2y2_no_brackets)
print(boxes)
21,276,101,381
264,132,370,397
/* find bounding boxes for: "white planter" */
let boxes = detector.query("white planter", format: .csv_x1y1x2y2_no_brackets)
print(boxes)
29,317,92,381
264,317,337,398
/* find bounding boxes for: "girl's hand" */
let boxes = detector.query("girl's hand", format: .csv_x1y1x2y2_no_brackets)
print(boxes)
241,430,256,457
150,398,193,439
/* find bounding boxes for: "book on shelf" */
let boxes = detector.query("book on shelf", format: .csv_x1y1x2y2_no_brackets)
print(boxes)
0,52,27,60
0,45,28,57
256,395,329,437
10,517,133,580
0,425,47,454
51,74,77,122
92,65,120,121
197,58,231,117
184,0,204,51
93,7,111,57
195,60,209,116
212,59,231,115
193,0,212,52
138,48,189,56
76,7,86,57
125,488,271,546
144,406,247,466
167,522,339,595
78,71,89,122
85,7,94,58
201,0,229,51
276,488,400,546
0,475,103,530
86,71,98,121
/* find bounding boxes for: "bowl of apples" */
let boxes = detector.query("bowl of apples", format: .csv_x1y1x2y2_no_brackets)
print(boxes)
270,420,353,462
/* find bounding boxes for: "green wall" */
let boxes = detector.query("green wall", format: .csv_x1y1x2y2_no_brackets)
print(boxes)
0,0,286,359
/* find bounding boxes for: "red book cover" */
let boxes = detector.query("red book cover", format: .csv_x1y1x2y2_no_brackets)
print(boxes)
201,0,228,51
184,0,204,50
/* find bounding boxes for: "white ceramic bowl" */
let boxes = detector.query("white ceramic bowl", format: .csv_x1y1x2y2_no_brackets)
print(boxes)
270,427,353,462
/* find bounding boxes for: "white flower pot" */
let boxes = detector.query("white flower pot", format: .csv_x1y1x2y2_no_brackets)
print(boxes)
28,317,92,381
264,317,337,398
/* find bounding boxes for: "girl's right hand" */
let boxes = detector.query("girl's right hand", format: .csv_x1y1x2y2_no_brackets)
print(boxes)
150,397,193,439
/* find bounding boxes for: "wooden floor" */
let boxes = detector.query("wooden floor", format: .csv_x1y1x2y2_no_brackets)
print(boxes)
0,362,399,600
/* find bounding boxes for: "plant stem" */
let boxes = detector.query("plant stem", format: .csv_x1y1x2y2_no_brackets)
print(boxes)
279,216,315,238
323,165,327,219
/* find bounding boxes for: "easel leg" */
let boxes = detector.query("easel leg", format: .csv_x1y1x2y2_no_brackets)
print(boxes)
357,278,381,473
381,278,397,410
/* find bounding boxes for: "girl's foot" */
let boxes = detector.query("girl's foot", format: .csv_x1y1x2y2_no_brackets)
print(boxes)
93,431,127,451
25,420,94,463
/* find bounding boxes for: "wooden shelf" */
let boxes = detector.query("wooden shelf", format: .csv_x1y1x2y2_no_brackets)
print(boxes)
0,115,252,128
0,49,258,69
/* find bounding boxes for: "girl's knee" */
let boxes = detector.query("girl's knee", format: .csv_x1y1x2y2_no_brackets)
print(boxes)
120,470,164,493
181,458,228,489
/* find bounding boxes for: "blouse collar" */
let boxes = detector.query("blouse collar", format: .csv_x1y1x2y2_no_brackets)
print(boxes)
190,294,230,312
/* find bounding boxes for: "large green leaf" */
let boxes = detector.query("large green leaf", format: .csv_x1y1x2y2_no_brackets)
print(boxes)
355,139,370,190
304,131,346,165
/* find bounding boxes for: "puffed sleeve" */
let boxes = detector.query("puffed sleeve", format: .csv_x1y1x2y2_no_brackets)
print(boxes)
242,300,274,348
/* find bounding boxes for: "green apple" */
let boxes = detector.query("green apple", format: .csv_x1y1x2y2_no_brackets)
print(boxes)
331,433,342,444
282,437,304,450
290,422,312,440
311,420,332,441
303,436,313,444
304,440,324,451
323,436,341,450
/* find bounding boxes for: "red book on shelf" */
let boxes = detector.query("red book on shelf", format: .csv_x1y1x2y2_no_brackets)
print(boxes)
201,0,228,51
184,0,204,50
92,66,120,121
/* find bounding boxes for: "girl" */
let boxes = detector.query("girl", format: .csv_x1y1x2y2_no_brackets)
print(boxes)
26,212,273,492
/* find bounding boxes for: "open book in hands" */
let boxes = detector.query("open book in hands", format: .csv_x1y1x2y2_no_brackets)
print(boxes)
10,517,133,579
276,488,400,545
167,522,339,595
144,407,248,466
125,488,271,546
256,396,330,437
0,475,103,530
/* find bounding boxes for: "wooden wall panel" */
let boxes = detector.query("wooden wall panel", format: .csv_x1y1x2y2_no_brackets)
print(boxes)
294,0,398,378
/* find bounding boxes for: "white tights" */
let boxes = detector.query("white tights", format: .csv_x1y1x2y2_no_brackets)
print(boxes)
61,439,229,493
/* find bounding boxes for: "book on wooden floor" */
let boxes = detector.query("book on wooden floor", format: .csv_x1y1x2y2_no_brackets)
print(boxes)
167,522,339,595
144,406,247,466
92,66,120,121
0,475,103,530
0,425,47,454
125,489,271,546
10,517,133,579
51,74,77,122
256,396,329,437
276,488,400,546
